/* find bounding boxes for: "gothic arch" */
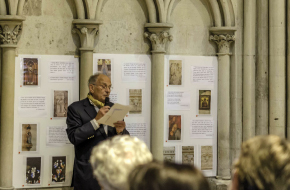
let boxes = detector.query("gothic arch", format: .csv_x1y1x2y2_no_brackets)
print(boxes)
73,0,106,20
207,0,235,27
0,0,26,16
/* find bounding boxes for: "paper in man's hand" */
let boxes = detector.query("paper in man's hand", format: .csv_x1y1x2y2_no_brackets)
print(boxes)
97,103,132,126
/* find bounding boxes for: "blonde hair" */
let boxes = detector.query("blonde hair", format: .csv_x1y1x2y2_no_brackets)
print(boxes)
234,135,290,190
90,135,153,190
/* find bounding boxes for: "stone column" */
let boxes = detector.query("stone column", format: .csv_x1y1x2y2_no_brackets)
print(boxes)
256,0,269,136
269,0,286,137
72,19,102,100
243,0,256,141
0,15,25,190
287,0,290,139
210,28,235,179
144,23,173,160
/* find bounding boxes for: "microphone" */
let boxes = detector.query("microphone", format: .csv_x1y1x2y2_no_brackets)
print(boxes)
104,97,110,107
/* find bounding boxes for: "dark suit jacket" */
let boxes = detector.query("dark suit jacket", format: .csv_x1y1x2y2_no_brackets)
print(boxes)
66,98,129,190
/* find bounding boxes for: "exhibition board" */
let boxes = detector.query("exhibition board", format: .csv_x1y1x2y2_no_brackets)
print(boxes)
93,53,152,148
13,55,79,188
163,55,218,177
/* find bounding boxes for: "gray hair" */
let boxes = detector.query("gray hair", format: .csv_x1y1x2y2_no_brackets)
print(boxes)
90,135,153,190
88,73,101,89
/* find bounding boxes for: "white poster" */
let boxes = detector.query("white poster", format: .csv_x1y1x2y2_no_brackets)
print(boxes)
192,66,214,83
190,120,213,138
47,126,71,146
109,93,118,104
122,63,146,82
166,91,190,110
49,61,76,82
126,123,147,143
18,96,47,117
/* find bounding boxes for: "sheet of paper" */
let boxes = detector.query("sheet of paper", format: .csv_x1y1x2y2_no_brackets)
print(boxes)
122,63,146,82
47,126,71,146
192,66,214,83
166,91,190,110
109,93,118,103
49,61,76,82
18,96,47,117
125,123,147,143
97,103,132,126
190,120,213,138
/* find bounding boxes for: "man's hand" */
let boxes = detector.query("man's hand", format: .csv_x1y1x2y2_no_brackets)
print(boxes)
113,121,126,134
95,106,110,121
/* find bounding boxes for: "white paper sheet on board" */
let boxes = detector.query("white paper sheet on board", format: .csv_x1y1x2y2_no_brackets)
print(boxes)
126,123,147,143
166,91,190,110
49,61,76,82
47,126,71,146
190,120,213,138
18,96,47,117
122,63,147,82
109,93,118,103
192,66,214,83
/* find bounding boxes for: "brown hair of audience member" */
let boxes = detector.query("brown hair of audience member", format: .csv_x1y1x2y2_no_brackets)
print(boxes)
233,135,290,190
128,161,210,190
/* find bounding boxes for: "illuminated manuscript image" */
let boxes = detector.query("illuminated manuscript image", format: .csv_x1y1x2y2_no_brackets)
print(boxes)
22,124,37,151
129,89,142,114
26,157,41,184
168,115,181,140
23,58,38,86
182,146,194,165
199,90,211,115
54,90,68,117
201,146,213,170
97,59,112,80
169,60,182,85
52,156,66,183
163,146,175,163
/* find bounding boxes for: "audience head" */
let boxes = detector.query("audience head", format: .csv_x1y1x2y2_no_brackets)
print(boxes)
232,135,290,190
128,161,210,190
90,135,153,190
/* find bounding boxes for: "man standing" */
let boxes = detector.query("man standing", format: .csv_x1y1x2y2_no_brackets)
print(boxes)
66,74,129,190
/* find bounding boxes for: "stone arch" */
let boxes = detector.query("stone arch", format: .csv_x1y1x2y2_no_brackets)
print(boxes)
73,0,106,20
207,0,235,27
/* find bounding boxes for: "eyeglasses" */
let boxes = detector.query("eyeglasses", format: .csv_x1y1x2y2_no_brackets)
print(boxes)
92,83,113,91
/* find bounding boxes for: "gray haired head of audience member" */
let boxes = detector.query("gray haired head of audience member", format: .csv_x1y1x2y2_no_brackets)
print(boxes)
90,135,153,190
128,161,210,190
231,135,290,190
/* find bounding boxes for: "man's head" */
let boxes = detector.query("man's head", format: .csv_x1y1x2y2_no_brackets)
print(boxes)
232,135,290,190
88,74,111,103
90,135,153,190
129,161,210,190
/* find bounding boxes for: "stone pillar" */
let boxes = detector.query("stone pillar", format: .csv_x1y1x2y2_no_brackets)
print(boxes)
0,15,25,190
269,0,286,137
72,19,102,100
256,0,269,136
243,0,256,141
210,28,235,179
288,0,290,139
144,23,173,160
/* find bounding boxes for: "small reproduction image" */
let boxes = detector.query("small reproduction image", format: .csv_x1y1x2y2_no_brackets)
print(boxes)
52,156,66,183
182,146,194,165
26,157,41,184
23,58,38,86
97,59,112,80
199,90,211,114
201,146,213,170
22,124,37,151
168,115,181,140
54,90,68,117
163,146,175,163
129,89,142,114
169,60,182,85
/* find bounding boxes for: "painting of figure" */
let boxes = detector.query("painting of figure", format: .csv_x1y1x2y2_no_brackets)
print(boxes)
54,90,68,117
26,157,41,184
52,156,66,183
97,59,112,80
22,124,37,151
23,58,38,86
169,60,182,85
199,90,211,114
168,115,181,140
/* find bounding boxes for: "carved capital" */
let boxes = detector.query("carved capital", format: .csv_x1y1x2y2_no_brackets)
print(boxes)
0,16,25,47
144,31,173,53
210,34,235,55
72,19,102,51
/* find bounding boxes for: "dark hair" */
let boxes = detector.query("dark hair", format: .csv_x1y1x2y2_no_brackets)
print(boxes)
128,161,210,190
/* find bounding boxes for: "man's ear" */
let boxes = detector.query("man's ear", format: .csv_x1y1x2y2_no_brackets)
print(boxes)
89,84,94,94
